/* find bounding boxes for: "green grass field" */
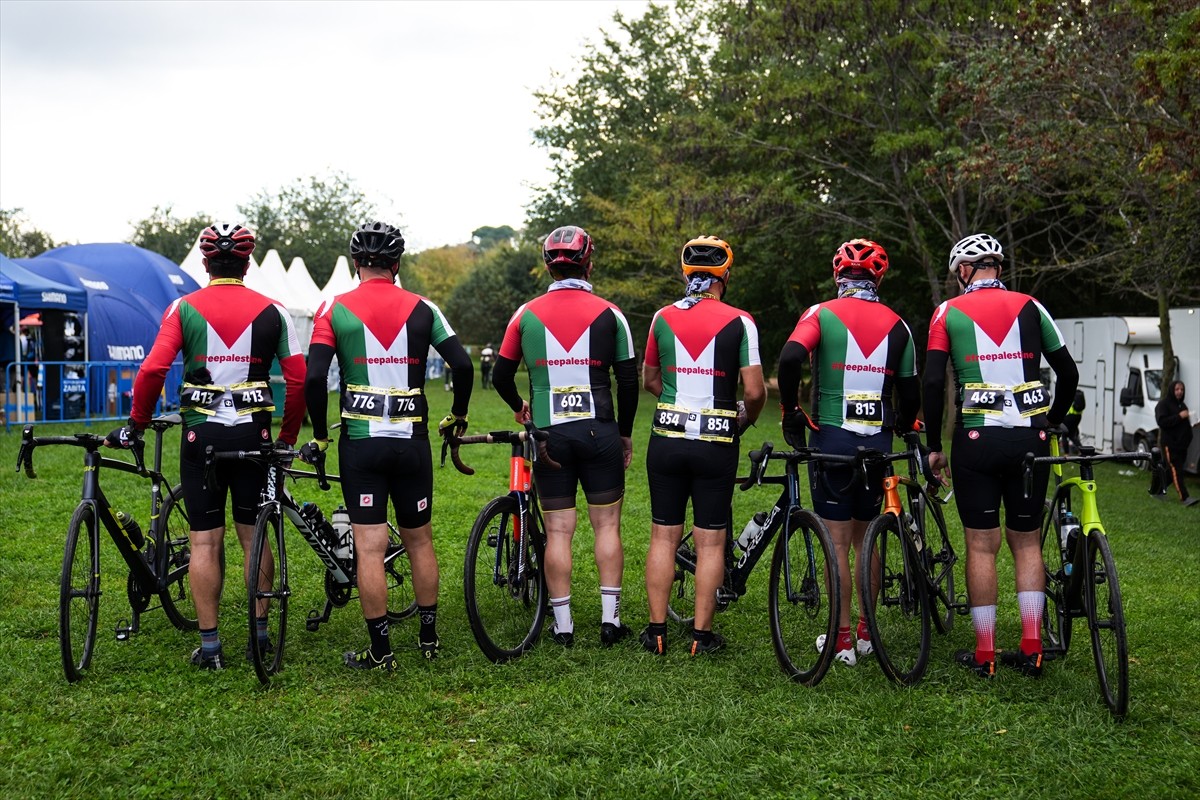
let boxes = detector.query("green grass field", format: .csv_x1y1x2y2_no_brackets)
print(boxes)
1,387,1197,799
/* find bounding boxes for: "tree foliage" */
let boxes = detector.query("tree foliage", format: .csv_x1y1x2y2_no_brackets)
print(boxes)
238,172,378,288
407,244,478,311
0,207,63,258
444,240,542,345
472,225,517,250
127,204,212,264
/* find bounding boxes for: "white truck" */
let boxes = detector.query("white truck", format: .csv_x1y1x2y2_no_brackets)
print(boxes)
1046,307,1200,472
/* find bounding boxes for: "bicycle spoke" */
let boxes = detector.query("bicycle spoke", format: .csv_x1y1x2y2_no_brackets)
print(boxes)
769,510,839,686
860,514,930,685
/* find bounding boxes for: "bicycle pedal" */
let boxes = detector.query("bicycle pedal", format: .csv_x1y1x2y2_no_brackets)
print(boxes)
114,620,134,641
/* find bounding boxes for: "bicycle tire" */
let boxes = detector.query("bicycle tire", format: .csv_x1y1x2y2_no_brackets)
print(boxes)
1085,531,1129,719
463,495,547,663
917,494,956,634
248,503,288,683
665,533,697,627
60,503,101,683
1040,497,1072,655
860,513,930,685
768,510,839,686
157,484,197,631
384,525,418,622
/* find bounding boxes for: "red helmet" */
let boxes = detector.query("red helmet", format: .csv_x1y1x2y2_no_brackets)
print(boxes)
832,239,888,284
542,226,594,272
199,223,256,261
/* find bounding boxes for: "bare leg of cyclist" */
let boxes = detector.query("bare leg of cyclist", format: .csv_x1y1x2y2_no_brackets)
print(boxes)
190,527,225,631
544,508,577,638
824,518,868,660
964,526,1002,662
691,527,725,634
645,523,684,624
588,500,624,627
1007,526,1045,656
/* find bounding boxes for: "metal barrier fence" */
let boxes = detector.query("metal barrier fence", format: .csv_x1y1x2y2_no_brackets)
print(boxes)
3,360,183,431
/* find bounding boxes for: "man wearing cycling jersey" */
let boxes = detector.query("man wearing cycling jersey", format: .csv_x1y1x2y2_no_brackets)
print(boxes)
777,239,920,667
491,225,639,648
924,233,1078,679
106,223,306,671
302,221,473,670
641,236,765,656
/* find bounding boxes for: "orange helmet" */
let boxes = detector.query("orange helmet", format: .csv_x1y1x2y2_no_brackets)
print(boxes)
681,236,733,280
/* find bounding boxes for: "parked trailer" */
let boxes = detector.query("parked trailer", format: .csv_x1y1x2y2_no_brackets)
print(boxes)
1047,308,1200,473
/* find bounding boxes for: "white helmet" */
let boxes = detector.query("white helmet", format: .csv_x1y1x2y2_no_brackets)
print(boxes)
948,233,1003,273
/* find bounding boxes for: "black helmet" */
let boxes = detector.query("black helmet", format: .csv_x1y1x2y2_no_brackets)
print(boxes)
350,221,405,268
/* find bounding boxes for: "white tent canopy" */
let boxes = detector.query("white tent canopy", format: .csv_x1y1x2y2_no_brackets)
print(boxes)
286,257,323,314
320,255,359,305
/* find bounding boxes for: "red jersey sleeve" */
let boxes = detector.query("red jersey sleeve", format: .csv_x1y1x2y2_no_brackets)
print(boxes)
310,299,337,349
787,304,823,351
927,301,951,353
130,300,185,428
498,304,526,361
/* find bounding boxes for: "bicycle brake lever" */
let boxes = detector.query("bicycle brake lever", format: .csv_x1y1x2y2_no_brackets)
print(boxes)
1022,452,1035,499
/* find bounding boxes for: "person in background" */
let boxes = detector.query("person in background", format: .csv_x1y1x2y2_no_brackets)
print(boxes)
302,221,473,670
924,233,1078,680
107,223,306,671
492,225,639,648
641,236,764,656
480,342,496,390
777,238,920,667
1155,380,1196,506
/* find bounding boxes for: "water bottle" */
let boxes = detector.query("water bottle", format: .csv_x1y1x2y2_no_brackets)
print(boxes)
301,502,337,549
737,512,767,552
1059,510,1080,552
331,506,354,561
113,510,144,549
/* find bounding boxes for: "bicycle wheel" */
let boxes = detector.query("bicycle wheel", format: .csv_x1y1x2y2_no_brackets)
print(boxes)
384,524,418,622
463,496,547,663
1040,498,1072,655
917,494,956,634
768,510,839,686
860,513,930,685
157,485,197,631
1085,531,1128,719
665,533,697,626
248,504,288,683
60,503,101,683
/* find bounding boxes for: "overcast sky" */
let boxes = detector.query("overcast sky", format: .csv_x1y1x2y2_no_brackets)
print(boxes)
0,0,648,254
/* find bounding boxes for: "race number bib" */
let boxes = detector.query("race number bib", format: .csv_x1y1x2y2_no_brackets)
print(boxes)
551,385,593,418
697,408,737,443
962,382,1006,415
230,381,273,415
342,384,388,421
386,388,426,423
844,392,884,427
181,382,223,416
652,403,689,437
1013,380,1050,418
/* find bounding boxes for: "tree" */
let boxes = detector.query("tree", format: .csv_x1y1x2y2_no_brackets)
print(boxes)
238,172,378,287
127,205,212,264
0,207,63,257
444,240,542,345
472,225,517,251
407,244,478,311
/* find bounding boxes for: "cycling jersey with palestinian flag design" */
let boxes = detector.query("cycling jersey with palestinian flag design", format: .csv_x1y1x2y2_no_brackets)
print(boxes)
787,298,916,434
498,287,635,428
645,298,759,443
311,278,457,440
927,288,1066,429
130,280,306,442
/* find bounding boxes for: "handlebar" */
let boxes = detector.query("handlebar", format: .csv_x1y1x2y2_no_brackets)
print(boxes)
205,444,330,491
16,424,146,478
442,421,560,475
1021,445,1158,499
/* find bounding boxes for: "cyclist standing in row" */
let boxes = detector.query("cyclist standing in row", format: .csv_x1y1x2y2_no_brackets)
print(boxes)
641,236,765,656
107,223,306,671
777,239,920,667
923,233,1078,679
491,226,640,648
302,221,473,670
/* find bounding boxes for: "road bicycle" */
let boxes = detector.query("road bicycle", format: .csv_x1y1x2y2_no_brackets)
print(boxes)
857,433,964,685
1026,434,1153,719
666,442,841,686
446,422,557,663
17,415,196,683
206,445,417,683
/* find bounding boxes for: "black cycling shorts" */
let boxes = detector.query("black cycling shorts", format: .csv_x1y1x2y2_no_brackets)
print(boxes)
808,427,890,523
338,436,433,528
950,426,1050,531
534,419,625,511
646,436,738,530
179,422,273,530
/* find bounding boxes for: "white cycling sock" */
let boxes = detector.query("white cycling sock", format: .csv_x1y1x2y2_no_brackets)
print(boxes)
600,585,621,626
550,595,573,634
